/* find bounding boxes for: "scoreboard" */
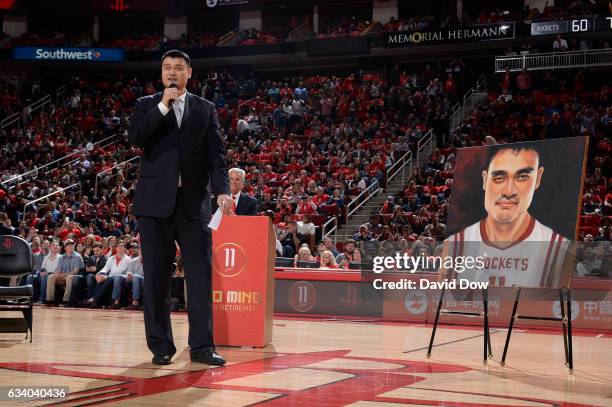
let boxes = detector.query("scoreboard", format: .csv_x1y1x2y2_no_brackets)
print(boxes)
531,16,612,36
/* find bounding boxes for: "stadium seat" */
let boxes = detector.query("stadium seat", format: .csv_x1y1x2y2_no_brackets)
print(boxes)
310,215,327,227
319,204,341,217
580,215,600,227
597,186,607,200
275,257,294,268
0,235,33,342
578,226,598,237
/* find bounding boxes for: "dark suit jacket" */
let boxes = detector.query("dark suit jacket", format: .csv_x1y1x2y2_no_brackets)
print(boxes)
235,193,259,216
211,192,259,216
128,92,229,219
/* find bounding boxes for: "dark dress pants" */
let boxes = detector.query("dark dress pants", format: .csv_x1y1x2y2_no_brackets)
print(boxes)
138,188,214,357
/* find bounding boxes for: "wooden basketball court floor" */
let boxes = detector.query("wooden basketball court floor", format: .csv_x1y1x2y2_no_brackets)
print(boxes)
0,308,610,406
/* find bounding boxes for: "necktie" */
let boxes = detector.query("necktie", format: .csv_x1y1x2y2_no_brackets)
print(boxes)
174,97,184,187
231,195,237,211
173,98,183,127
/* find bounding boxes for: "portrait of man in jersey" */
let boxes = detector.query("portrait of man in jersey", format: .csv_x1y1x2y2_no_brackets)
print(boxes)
443,138,588,289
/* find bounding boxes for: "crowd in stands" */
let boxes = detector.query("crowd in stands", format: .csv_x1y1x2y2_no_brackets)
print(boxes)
317,18,370,38
0,71,53,125
182,29,227,48
0,59,458,305
383,16,439,32
3,0,610,52
0,56,610,310
525,0,606,22
0,80,23,120
238,28,284,45
471,0,606,24
327,67,610,279
103,31,163,51
8,30,94,48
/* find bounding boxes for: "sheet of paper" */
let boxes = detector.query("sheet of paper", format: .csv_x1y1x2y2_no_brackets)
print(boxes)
207,207,223,231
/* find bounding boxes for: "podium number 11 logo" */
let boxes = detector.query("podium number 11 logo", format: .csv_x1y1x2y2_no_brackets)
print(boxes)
225,247,236,268
215,243,245,277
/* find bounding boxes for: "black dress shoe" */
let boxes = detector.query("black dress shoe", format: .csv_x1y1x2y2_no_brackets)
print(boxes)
152,355,172,365
191,349,226,366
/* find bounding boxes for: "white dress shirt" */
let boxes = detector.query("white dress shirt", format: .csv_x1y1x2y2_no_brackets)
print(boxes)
97,254,132,277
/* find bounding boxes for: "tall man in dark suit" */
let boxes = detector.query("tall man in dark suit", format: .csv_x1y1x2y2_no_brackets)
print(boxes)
227,168,259,216
128,50,232,366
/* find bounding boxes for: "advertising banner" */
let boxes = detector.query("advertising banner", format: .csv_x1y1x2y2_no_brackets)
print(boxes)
384,22,515,48
12,47,125,62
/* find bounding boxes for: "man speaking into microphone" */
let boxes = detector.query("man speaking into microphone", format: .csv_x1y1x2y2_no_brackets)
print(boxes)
129,49,232,366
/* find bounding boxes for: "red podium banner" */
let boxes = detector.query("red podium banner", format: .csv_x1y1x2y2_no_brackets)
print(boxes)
212,216,275,347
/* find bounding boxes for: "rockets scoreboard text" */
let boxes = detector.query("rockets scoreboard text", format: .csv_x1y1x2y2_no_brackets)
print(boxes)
531,16,612,36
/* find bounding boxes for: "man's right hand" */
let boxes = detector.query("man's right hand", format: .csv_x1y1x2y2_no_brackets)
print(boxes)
161,86,179,108
96,274,107,283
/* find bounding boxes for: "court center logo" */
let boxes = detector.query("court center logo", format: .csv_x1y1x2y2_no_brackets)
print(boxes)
289,281,317,312
404,290,428,315
213,243,246,277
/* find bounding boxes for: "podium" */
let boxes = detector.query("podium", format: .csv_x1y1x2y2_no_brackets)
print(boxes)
211,216,276,347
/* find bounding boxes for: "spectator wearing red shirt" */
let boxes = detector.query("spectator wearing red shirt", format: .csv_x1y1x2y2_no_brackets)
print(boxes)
285,157,302,173
516,68,531,94
380,196,396,214
501,67,511,92
58,220,84,242
96,196,110,218
424,177,438,196
604,190,612,216
296,195,318,215
276,196,295,218
311,186,330,208
443,74,457,100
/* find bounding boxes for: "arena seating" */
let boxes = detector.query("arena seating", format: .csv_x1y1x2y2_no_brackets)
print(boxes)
0,58,609,307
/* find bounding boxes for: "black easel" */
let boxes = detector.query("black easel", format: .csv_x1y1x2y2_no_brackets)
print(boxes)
427,287,493,364
501,287,573,372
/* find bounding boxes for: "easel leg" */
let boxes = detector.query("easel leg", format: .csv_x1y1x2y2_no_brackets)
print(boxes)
566,288,573,372
559,289,568,366
501,287,521,366
483,288,489,364
487,327,493,359
427,287,445,358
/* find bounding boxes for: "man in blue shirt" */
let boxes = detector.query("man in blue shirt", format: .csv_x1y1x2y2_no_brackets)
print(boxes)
46,239,84,306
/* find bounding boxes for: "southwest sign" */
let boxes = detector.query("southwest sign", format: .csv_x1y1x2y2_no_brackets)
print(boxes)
12,47,125,62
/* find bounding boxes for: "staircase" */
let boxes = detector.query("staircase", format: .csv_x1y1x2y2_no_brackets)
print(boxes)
331,130,435,242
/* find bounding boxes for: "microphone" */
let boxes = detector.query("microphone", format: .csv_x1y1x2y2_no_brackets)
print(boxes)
168,83,177,107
